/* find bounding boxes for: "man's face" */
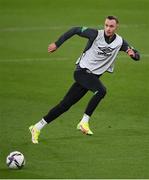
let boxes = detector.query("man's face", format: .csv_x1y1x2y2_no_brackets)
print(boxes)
104,19,118,37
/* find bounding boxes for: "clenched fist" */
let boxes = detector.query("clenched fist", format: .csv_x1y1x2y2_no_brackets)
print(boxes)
48,43,57,53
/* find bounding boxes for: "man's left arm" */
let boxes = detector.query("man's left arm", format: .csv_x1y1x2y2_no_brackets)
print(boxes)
120,39,140,61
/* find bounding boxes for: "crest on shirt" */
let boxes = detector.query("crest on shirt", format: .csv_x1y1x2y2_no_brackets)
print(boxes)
98,47,115,57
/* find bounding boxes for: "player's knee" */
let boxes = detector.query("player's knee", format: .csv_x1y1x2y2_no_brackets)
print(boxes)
96,87,107,98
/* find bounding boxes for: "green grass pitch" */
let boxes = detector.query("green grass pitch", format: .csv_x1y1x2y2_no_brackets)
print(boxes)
0,0,149,178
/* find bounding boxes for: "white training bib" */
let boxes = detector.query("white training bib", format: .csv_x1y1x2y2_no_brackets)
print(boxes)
76,30,123,75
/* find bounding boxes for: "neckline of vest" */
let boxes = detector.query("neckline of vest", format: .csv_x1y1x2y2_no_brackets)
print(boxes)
104,31,116,44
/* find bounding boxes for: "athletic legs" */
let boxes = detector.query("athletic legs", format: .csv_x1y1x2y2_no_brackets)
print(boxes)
29,68,107,143
44,68,106,123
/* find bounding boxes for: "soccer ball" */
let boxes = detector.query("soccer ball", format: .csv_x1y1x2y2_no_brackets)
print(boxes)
6,151,25,169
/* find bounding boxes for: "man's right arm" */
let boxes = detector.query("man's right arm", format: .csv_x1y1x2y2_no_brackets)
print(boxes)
48,27,98,53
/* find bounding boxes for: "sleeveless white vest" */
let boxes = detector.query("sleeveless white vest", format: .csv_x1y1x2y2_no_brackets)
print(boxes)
76,30,123,75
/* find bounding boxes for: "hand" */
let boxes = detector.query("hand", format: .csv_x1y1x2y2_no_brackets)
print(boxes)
127,48,135,58
48,43,57,53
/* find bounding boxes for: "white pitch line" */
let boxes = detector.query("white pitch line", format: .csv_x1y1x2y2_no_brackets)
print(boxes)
0,24,147,32
0,26,69,32
0,57,70,62
0,54,148,63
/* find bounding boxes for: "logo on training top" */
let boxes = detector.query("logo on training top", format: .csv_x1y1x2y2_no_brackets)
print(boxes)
98,47,115,57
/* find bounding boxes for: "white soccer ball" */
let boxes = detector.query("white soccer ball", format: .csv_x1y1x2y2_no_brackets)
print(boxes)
6,151,25,169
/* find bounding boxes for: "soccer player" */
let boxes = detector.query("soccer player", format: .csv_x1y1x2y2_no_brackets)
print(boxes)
29,16,140,143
